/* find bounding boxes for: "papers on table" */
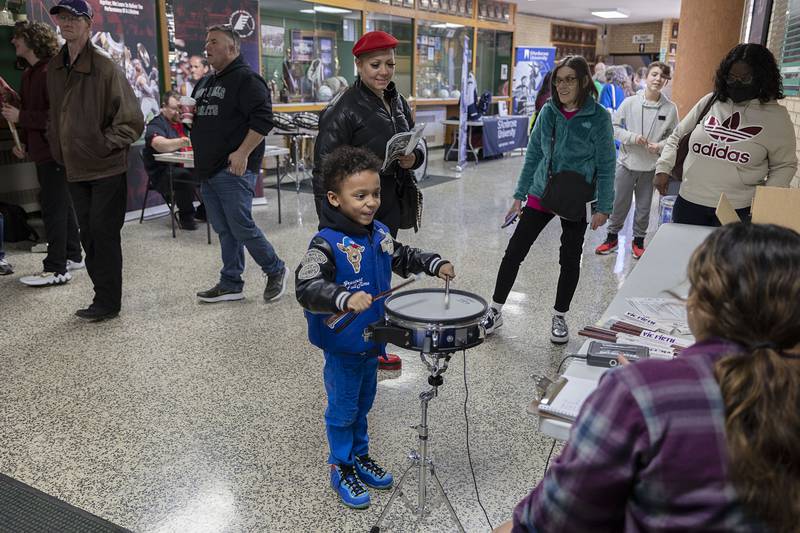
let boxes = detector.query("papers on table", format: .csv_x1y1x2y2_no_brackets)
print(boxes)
626,297,691,335
537,375,598,422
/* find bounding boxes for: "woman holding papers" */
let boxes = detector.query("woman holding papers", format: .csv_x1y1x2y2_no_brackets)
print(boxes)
496,222,800,533
655,43,797,226
312,31,424,237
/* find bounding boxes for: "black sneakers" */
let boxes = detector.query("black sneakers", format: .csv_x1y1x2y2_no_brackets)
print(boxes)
264,266,289,302
197,284,245,303
75,306,119,322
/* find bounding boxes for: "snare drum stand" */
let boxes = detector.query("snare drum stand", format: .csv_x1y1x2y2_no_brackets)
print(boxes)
370,351,465,533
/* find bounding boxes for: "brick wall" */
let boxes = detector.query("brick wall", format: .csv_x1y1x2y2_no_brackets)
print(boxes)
605,21,664,55
767,0,800,187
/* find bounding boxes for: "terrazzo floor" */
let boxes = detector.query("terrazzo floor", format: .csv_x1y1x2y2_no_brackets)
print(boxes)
0,151,653,532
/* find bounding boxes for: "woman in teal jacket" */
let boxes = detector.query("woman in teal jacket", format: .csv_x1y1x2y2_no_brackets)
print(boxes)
483,55,616,344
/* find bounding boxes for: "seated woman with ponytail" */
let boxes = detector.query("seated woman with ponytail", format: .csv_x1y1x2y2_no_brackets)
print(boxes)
496,222,800,533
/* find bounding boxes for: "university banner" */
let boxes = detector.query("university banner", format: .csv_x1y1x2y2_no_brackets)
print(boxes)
512,46,556,116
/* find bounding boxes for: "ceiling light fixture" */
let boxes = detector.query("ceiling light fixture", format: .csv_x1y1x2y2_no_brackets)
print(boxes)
313,5,352,13
590,8,629,19
430,22,464,28
299,8,315,13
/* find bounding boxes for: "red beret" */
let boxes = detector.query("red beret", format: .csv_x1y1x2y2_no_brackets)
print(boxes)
352,31,398,57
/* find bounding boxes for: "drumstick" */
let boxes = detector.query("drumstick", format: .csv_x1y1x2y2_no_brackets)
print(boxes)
444,277,450,310
325,274,421,329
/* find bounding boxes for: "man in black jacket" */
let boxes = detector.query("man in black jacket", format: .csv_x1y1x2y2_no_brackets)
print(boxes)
190,25,287,303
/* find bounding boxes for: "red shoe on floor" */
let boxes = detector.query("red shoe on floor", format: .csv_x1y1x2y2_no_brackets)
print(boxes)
379,353,402,371
595,237,618,255
632,241,645,260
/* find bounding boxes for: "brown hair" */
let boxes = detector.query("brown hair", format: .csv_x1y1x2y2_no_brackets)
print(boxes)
13,22,60,61
686,223,800,532
549,55,597,109
647,61,671,79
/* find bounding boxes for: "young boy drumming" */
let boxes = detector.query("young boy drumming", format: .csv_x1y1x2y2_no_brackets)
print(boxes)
296,146,455,509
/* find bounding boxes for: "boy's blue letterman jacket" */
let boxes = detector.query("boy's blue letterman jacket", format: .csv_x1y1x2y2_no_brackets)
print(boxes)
296,203,449,355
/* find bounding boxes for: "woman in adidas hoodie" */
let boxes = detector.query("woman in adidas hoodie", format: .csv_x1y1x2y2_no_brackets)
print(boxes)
655,43,797,226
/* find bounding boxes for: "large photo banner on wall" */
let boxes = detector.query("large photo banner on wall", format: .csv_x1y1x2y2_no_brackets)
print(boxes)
28,0,159,212
167,0,260,96
513,47,555,116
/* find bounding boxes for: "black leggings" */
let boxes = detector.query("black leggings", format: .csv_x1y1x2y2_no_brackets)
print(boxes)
492,207,588,314
672,195,751,227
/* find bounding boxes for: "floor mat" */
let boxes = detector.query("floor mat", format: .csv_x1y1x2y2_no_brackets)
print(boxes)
0,473,131,533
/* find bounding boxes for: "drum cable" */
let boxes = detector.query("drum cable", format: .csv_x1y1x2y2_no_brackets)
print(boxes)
462,348,494,531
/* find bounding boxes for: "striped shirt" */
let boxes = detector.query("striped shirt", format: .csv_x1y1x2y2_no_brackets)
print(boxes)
513,338,768,532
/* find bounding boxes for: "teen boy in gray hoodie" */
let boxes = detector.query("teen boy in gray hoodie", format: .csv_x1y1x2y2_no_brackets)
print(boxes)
596,61,678,259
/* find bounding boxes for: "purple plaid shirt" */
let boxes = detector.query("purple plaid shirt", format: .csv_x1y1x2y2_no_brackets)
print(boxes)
513,338,768,532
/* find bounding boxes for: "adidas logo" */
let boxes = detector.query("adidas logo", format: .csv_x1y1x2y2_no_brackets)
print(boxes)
704,112,762,143
691,111,761,164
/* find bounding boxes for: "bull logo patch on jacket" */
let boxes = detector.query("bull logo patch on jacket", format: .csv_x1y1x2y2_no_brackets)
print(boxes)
337,237,366,273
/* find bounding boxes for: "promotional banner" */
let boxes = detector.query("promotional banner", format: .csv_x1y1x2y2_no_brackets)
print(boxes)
168,0,260,96
28,0,159,211
512,46,556,116
481,116,529,157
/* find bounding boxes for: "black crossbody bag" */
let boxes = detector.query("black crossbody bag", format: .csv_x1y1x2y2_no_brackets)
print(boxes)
539,122,597,221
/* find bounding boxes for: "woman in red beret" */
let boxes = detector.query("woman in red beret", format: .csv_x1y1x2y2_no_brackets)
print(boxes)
312,30,424,237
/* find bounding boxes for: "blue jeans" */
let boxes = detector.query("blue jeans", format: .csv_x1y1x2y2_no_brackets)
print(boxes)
201,169,284,291
323,351,379,466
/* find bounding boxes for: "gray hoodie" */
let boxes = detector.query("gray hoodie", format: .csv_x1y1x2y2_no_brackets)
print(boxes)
613,91,679,171
656,92,797,209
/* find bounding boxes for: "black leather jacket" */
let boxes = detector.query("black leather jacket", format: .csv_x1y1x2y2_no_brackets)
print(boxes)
296,202,447,314
313,79,423,233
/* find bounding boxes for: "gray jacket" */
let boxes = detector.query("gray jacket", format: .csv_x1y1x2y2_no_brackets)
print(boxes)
612,91,679,172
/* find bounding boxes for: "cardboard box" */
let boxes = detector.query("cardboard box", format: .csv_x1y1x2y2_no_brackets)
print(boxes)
716,186,800,233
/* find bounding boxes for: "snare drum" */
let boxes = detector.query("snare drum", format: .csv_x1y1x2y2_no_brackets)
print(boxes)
383,288,487,353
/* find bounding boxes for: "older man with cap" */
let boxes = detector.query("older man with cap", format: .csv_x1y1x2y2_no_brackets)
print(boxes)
312,30,425,372
47,0,144,321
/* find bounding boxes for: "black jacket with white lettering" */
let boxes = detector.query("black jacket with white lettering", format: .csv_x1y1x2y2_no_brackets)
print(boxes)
190,55,274,179
295,202,447,314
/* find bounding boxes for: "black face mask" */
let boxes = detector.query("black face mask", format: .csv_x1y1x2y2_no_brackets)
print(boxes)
727,81,759,103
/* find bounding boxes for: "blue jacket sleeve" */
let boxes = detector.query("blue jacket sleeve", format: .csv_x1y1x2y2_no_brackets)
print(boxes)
594,110,617,214
514,106,547,201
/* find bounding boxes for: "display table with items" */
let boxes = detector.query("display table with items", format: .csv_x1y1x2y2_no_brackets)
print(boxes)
442,115,528,162
535,223,714,441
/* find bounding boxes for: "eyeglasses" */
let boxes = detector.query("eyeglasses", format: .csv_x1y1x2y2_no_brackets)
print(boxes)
554,76,578,87
55,12,81,23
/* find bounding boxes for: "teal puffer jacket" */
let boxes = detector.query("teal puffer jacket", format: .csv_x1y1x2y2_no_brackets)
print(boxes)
513,97,616,214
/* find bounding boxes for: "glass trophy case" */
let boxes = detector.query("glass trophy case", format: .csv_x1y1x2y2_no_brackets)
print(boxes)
415,21,472,100
365,13,413,97
475,28,512,97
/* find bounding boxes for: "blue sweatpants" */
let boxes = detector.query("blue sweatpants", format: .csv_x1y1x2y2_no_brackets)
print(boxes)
323,351,379,466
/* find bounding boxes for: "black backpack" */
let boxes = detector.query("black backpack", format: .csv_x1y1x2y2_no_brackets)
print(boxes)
0,201,39,242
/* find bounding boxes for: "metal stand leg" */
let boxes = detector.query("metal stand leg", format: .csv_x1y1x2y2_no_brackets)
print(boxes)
370,353,465,533
276,155,282,224
169,167,176,238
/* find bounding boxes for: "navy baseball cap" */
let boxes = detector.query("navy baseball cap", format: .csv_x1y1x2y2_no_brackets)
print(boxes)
50,0,93,19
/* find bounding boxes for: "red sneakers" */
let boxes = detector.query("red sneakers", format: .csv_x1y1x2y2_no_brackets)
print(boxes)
379,353,402,371
595,238,618,255
632,241,645,260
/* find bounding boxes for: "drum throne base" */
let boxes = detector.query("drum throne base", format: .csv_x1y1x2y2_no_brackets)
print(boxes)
370,351,465,533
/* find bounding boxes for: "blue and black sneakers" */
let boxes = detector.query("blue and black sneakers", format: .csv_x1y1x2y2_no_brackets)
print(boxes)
354,455,394,490
331,464,370,509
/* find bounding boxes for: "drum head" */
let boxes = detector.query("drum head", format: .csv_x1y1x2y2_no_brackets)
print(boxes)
384,289,487,325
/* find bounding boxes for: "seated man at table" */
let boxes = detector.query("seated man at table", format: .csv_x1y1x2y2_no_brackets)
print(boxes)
143,90,199,230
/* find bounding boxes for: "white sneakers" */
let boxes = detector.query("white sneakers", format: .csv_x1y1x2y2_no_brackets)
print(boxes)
20,271,72,286
66,259,85,271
